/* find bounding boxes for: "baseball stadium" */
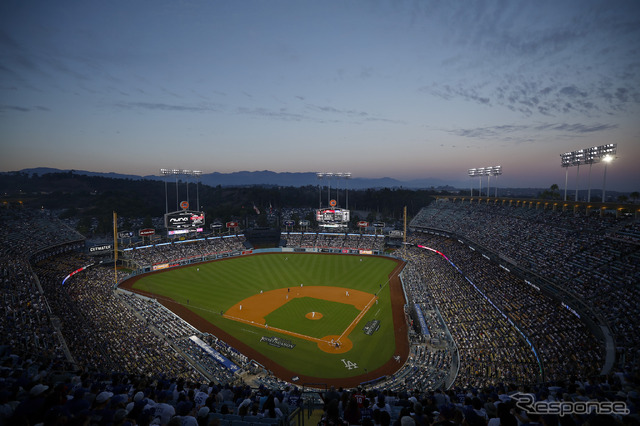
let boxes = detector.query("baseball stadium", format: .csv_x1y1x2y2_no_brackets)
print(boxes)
1,178,639,426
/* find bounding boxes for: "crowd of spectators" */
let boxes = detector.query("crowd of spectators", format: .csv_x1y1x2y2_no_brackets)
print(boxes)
281,233,385,252
409,199,640,373
124,236,247,268
122,233,386,270
2,205,640,425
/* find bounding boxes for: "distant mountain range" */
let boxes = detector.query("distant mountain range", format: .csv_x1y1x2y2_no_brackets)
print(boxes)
11,167,461,190
4,168,628,199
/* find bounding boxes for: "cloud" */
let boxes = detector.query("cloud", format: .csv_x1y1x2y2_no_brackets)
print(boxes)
425,84,491,106
235,107,308,122
304,103,404,124
114,102,220,112
0,105,50,113
449,124,528,139
428,73,640,119
416,1,640,119
535,123,618,133
449,121,617,141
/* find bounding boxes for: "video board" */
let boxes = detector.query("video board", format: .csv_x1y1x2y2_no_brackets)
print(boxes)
316,208,350,224
164,210,205,230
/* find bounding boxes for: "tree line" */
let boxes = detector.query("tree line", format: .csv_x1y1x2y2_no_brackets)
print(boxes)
1,171,443,236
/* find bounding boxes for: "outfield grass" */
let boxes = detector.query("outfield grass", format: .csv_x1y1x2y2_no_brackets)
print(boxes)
131,253,400,380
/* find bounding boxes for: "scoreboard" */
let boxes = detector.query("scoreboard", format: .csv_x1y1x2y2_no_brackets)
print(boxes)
316,208,350,224
164,210,205,230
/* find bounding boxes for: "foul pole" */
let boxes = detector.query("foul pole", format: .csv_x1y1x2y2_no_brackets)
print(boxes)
113,211,118,285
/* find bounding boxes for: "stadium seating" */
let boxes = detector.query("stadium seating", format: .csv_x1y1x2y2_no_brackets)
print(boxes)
1,205,638,426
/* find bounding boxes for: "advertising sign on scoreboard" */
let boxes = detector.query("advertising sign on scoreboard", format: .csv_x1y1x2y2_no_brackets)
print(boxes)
226,221,239,229
373,221,385,228
357,221,369,228
299,220,310,227
139,228,155,236
164,210,205,230
284,220,295,227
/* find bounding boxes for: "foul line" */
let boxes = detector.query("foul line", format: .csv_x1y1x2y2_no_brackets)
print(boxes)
224,292,379,347
337,294,378,344
223,314,329,345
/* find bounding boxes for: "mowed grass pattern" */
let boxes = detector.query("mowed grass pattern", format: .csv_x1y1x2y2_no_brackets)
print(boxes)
265,297,361,339
131,253,400,380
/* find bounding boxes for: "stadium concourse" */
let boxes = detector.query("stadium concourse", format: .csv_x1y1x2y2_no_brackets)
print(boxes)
0,206,639,425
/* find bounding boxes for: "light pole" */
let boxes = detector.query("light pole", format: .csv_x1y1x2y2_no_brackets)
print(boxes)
316,172,324,208
491,166,502,197
160,168,171,214
182,169,191,206
344,172,351,210
334,172,343,207
192,170,202,212
602,155,613,203
325,172,333,206
171,169,180,211
468,168,476,197
560,144,616,203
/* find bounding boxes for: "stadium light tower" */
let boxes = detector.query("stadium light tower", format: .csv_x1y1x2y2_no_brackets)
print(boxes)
171,169,180,211
468,168,479,197
182,169,192,206
317,172,352,210
574,149,585,201
490,166,502,197
316,172,324,208
602,154,614,202
189,170,202,211
325,172,334,206
560,144,616,202
334,172,343,207
160,168,171,214
344,172,351,210
561,152,573,201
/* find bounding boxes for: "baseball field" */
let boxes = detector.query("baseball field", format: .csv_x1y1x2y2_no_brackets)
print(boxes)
120,252,408,387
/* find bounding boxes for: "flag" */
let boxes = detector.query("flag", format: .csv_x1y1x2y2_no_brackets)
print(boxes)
253,204,260,214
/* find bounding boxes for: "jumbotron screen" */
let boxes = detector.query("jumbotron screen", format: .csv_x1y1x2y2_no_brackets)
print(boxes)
164,210,205,230
316,208,350,223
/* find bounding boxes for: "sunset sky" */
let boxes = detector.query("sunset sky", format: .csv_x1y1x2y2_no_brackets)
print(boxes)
1,0,639,191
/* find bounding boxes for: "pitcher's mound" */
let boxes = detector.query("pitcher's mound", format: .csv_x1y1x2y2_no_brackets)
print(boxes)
306,312,323,320
319,335,353,353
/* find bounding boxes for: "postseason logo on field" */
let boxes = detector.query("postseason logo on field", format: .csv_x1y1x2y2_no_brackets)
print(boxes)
260,336,296,349
363,320,381,335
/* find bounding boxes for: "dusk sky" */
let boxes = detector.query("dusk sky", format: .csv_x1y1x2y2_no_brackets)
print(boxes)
1,0,639,191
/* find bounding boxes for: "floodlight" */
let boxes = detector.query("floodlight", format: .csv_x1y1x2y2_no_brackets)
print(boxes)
560,144,618,202
561,152,573,167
